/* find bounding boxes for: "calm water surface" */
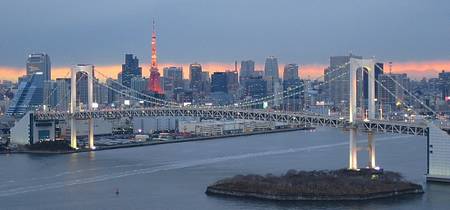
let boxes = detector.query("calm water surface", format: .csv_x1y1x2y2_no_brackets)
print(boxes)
0,127,448,210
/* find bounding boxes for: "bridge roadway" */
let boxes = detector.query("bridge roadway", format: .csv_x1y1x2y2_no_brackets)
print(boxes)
33,107,428,136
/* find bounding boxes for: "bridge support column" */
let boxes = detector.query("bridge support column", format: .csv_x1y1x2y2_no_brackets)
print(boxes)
367,67,376,120
368,132,376,168
349,127,358,170
70,67,78,149
87,66,94,149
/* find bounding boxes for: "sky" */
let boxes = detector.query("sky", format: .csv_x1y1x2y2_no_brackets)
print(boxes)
0,0,449,81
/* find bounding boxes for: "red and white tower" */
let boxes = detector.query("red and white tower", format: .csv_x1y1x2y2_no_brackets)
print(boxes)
147,20,163,94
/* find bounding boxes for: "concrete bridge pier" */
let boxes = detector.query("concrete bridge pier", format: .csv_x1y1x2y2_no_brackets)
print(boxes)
349,127,358,170
367,132,376,168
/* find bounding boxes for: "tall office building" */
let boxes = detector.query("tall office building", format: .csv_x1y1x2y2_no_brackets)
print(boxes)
226,71,239,97
264,56,281,107
283,64,302,111
438,70,450,101
189,63,203,91
76,72,89,106
163,66,183,98
324,54,362,106
147,21,163,94
239,60,255,84
131,77,148,99
55,78,70,111
244,76,267,108
7,54,49,117
121,54,142,88
211,72,228,93
264,56,279,79
26,53,51,81
283,64,300,81
378,73,410,111
6,73,44,117
43,80,57,107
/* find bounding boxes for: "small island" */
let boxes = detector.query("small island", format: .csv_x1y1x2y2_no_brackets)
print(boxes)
206,169,423,201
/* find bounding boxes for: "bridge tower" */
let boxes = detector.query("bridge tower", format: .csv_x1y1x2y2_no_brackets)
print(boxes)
70,64,95,150
348,58,376,170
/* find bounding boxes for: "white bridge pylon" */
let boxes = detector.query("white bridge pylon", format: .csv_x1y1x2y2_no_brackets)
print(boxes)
349,57,376,170
70,64,94,150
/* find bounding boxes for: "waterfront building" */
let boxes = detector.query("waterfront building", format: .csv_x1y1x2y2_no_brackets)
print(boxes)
6,73,45,117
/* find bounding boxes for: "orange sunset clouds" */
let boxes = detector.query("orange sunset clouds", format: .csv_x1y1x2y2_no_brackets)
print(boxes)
0,60,449,82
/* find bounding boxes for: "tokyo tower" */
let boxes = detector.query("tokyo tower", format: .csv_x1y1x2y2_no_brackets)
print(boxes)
147,20,163,94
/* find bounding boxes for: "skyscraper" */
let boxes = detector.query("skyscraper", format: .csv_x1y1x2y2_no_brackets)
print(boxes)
264,56,279,79
147,20,163,94
26,53,51,81
121,54,142,88
283,64,300,81
378,73,410,111
189,63,203,91
438,70,450,101
211,72,228,93
163,66,183,98
6,73,44,117
324,54,362,106
283,64,302,111
239,60,255,84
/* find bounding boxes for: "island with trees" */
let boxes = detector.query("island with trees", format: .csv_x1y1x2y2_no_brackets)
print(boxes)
206,169,423,201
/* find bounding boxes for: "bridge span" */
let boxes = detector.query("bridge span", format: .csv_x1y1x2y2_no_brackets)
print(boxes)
34,107,428,136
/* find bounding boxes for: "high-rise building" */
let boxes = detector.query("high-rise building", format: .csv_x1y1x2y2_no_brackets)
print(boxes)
163,66,183,98
239,60,255,84
244,76,267,108
26,53,51,81
55,78,70,111
264,56,281,107
131,77,148,97
94,80,109,106
264,56,279,79
211,72,228,93
324,54,362,106
283,64,302,111
189,63,203,91
147,21,163,94
121,54,142,88
283,64,300,81
76,72,89,106
438,70,450,101
378,73,410,111
6,73,44,117
106,79,120,104
43,80,57,107
226,71,239,98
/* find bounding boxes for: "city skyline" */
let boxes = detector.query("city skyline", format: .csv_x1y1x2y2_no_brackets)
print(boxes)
1,59,450,82
1,0,449,81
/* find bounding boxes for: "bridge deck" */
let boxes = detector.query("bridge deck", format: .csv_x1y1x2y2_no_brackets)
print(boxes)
33,107,428,136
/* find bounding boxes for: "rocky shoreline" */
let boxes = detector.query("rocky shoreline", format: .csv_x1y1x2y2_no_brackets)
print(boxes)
206,169,424,201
